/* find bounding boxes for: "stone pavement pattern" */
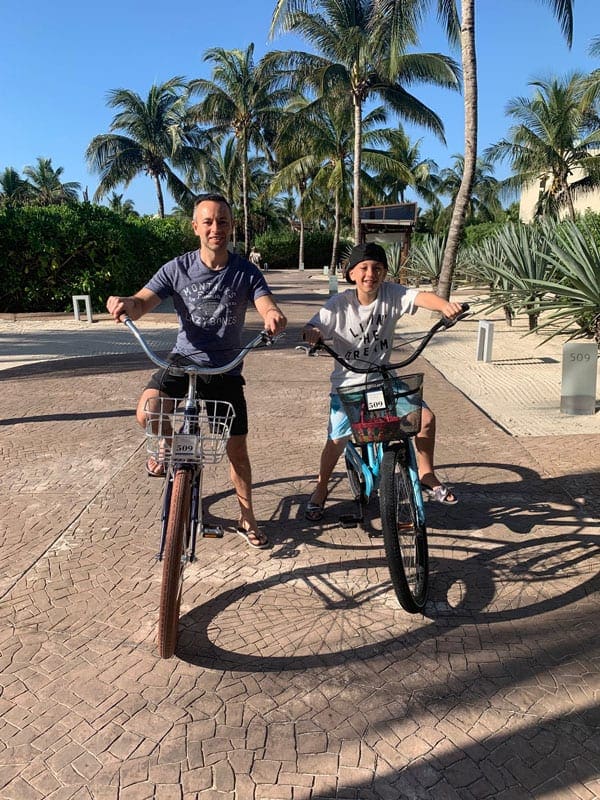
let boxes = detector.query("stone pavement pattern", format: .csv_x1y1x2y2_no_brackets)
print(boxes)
0,272,599,799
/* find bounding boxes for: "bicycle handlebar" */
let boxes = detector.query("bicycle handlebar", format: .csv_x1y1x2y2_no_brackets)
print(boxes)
303,302,470,374
121,316,283,377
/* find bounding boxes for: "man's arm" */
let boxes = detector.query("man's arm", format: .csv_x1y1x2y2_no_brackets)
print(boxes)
254,294,287,335
106,288,162,323
414,291,463,319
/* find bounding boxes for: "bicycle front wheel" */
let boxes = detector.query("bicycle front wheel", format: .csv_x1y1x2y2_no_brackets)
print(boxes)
379,444,428,612
158,468,192,658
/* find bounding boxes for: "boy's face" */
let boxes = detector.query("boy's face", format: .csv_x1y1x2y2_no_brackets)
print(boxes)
348,259,387,298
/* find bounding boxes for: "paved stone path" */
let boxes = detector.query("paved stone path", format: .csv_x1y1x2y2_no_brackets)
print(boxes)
0,272,598,799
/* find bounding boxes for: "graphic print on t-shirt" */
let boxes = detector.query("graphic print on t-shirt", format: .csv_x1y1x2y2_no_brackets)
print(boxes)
345,310,389,361
181,280,238,330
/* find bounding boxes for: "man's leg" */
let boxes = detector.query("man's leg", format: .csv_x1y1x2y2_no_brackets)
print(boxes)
137,388,174,476
226,434,267,547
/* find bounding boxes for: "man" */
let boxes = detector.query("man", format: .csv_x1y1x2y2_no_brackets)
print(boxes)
106,193,287,548
301,242,462,522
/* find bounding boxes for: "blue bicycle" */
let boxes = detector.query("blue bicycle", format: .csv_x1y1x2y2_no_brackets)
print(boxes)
304,304,469,613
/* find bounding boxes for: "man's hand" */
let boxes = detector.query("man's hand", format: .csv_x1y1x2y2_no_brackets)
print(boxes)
106,295,131,323
263,307,287,335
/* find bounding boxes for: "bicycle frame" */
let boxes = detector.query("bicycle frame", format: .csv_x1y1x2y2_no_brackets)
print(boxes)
122,316,281,561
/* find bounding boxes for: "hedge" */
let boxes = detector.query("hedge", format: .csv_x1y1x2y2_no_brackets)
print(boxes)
0,203,197,313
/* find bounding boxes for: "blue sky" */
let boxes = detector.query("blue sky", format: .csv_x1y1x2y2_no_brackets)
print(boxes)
1,0,598,216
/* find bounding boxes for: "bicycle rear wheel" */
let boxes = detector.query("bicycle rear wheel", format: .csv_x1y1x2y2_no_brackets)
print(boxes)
158,468,192,658
379,443,428,612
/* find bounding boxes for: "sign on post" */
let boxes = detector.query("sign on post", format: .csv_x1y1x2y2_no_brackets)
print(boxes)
560,342,598,415
328,274,338,296
476,320,494,362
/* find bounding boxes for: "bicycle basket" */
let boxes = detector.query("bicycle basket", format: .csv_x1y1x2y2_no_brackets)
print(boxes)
144,398,236,465
337,373,423,444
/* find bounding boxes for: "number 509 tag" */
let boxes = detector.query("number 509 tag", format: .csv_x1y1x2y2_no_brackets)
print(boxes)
366,389,386,411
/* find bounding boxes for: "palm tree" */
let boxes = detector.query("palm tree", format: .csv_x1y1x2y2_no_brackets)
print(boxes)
106,192,138,216
399,0,575,300
272,90,384,269
22,157,80,205
270,0,460,243
86,77,204,218
188,44,291,254
485,75,600,221
368,125,440,205
0,167,32,206
438,153,502,223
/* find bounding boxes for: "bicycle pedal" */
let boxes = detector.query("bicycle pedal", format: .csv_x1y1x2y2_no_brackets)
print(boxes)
201,526,224,538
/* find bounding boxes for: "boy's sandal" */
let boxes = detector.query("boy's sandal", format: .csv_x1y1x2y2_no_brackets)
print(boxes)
420,482,458,505
236,521,270,549
304,500,325,522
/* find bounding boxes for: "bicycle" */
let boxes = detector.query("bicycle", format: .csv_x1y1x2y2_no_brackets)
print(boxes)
121,316,280,658
300,303,469,613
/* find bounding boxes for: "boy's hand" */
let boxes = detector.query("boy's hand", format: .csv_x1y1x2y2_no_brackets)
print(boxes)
302,325,323,346
441,301,465,320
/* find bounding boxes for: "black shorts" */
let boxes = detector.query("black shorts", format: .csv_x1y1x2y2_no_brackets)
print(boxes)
146,356,248,436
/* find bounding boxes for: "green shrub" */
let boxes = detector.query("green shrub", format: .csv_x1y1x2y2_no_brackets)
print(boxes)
0,204,197,312
253,229,352,268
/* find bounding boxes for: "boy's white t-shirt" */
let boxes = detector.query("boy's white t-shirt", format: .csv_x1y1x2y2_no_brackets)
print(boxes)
307,282,419,390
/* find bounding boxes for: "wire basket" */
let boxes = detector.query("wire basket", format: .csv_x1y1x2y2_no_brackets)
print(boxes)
144,398,236,465
337,373,423,444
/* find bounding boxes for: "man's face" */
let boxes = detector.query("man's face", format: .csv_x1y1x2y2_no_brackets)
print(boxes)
192,200,233,254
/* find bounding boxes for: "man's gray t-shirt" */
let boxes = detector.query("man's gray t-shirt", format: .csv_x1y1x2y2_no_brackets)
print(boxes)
308,282,419,390
145,250,271,374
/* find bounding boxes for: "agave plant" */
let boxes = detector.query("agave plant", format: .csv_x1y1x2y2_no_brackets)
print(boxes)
527,219,600,343
404,234,447,289
383,242,404,282
467,222,557,329
465,235,517,324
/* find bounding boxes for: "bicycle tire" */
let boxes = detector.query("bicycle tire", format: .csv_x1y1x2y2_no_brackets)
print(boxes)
379,444,428,612
345,448,367,506
157,468,192,658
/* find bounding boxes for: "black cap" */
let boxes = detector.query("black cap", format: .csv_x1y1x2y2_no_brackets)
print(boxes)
345,242,388,283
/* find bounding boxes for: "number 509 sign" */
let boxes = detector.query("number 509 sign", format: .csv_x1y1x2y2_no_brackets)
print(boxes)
561,342,598,415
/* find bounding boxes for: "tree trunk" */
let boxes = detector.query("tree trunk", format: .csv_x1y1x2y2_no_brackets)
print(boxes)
241,133,249,256
437,0,477,300
352,95,363,245
299,216,305,270
331,189,341,272
154,175,165,219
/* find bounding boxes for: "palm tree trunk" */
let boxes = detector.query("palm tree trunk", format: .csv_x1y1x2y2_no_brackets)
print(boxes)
241,134,250,256
331,189,341,272
438,0,477,300
154,175,165,218
299,216,305,270
352,95,363,245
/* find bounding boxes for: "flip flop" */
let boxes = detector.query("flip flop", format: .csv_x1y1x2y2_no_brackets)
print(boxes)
146,457,166,478
420,482,458,505
304,500,325,522
236,523,269,549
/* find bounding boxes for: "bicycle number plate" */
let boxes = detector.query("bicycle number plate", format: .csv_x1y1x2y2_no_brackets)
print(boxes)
172,434,196,458
366,389,386,411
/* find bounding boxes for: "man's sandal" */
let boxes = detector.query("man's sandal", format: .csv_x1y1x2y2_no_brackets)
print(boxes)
146,457,166,478
420,482,458,505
